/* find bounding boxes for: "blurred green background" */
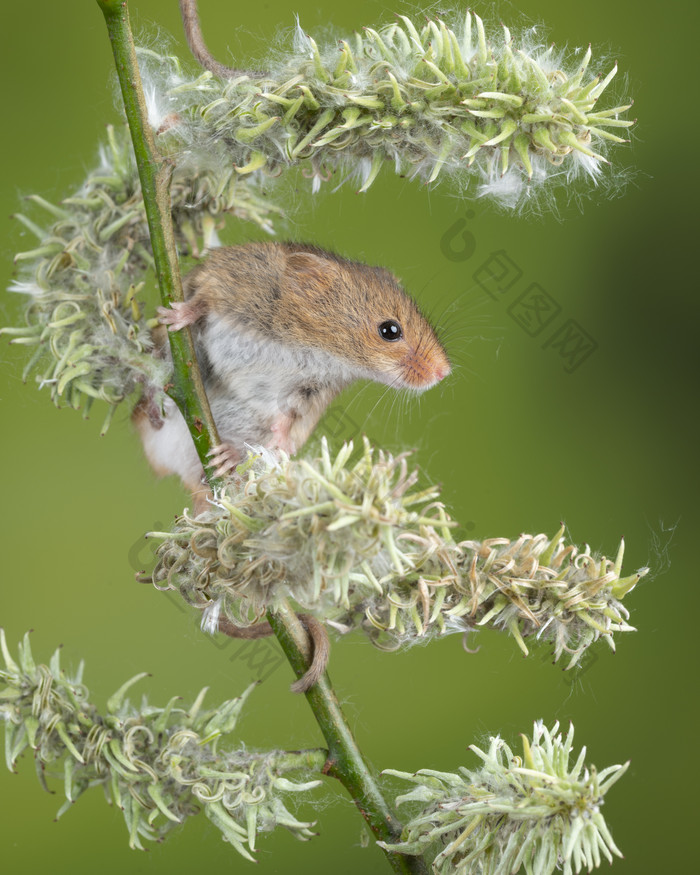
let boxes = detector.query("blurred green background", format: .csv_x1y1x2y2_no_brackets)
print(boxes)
1,1,696,872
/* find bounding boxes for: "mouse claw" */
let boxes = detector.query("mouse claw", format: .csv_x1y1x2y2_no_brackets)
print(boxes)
208,443,241,478
157,301,199,332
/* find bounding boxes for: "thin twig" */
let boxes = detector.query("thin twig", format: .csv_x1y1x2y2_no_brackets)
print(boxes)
97,0,223,490
268,601,428,874
97,2,427,871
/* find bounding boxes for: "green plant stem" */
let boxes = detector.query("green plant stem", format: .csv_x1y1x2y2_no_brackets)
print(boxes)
267,601,428,874
98,2,426,871
97,0,222,489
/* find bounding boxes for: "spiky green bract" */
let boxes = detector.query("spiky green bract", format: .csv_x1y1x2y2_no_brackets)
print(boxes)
143,10,632,207
3,10,634,427
0,631,324,857
372,525,643,667
149,438,445,628
380,721,628,875
148,439,645,667
2,124,281,432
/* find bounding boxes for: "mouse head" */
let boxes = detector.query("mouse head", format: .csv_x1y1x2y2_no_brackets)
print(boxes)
282,247,450,390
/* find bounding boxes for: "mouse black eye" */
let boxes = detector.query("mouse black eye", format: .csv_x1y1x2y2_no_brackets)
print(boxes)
378,320,402,342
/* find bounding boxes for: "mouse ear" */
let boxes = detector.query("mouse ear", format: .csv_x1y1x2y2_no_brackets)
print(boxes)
284,251,332,289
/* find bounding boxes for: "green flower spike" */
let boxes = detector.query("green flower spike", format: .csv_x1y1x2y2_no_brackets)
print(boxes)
147,440,645,668
0,631,325,857
151,9,633,207
148,438,446,630
372,524,645,668
2,125,281,431
3,8,635,428
380,721,629,875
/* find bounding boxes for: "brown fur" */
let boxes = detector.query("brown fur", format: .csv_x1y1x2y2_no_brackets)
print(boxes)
135,242,450,693
180,242,450,388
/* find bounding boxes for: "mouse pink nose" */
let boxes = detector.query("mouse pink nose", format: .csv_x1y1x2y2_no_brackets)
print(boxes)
433,361,451,382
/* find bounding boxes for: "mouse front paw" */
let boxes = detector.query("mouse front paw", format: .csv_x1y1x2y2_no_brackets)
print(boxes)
157,300,202,332
207,443,242,478
269,416,298,455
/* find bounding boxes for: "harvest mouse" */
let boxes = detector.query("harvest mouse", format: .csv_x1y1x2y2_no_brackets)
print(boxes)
133,242,450,692
134,241,451,507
